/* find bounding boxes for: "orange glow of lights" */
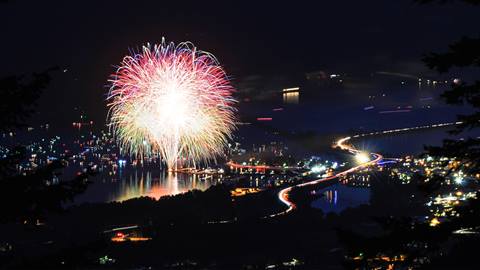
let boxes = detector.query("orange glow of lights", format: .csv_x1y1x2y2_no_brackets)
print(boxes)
430,218,441,227
111,236,151,242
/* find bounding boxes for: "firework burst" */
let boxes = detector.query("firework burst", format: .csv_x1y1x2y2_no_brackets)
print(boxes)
107,39,236,170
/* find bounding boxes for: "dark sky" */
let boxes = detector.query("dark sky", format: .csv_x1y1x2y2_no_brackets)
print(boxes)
0,0,478,127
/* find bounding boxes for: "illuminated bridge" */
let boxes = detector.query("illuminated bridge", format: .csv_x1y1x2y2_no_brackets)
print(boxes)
226,161,302,173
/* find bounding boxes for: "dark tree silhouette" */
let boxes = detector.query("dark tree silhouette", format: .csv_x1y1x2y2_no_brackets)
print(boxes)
339,1,480,268
0,70,93,224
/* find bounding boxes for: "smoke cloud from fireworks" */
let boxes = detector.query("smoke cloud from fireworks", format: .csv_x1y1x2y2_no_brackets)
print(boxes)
107,39,236,170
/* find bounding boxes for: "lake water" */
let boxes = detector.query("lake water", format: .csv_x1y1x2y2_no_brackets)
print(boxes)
310,183,370,214
72,127,463,204
67,79,477,205
74,169,222,204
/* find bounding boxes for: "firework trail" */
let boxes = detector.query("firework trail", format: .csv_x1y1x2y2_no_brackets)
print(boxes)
107,38,236,170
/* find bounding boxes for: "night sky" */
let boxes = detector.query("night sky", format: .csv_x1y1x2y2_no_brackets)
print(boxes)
1,0,478,128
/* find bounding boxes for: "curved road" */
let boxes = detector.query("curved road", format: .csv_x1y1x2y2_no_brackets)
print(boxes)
268,136,383,217
221,121,458,220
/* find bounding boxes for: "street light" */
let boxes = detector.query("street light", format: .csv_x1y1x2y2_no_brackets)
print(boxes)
355,152,370,164
454,176,463,185
454,171,464,185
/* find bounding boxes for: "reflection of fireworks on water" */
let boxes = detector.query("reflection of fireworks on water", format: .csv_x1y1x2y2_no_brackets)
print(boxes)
107,38,236,170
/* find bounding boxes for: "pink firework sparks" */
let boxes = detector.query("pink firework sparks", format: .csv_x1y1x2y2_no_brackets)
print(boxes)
107,38,236,170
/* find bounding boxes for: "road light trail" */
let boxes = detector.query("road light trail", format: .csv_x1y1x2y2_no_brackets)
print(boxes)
220,121,460,221
268,136,383,217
